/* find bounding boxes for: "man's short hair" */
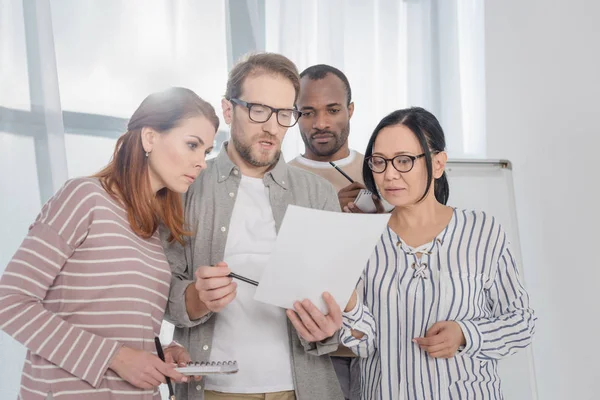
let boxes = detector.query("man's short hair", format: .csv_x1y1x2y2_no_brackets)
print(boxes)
225,52,301,102
300,64,352,105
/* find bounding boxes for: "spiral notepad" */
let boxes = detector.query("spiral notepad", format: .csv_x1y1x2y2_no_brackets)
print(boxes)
175,360,239,375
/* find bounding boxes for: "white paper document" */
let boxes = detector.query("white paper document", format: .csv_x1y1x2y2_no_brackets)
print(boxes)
254,205,391,314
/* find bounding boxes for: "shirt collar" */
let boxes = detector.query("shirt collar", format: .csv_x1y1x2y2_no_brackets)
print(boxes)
293,149,357,169
215,142,289,190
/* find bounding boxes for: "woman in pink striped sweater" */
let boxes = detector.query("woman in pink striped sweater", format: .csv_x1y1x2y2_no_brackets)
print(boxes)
0,87,219,399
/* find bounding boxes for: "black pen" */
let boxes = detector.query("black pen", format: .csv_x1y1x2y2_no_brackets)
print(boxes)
329,161,355,184
228,272,259,286
154,337,175,400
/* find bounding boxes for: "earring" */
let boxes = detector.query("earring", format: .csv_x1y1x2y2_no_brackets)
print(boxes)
145,151,149,157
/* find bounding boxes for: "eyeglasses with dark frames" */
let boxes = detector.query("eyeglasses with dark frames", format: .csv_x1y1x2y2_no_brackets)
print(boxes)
229,98,301,128
366,153,427,173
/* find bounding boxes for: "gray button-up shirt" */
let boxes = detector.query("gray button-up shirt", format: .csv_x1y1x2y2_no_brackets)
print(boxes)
161,144,344,400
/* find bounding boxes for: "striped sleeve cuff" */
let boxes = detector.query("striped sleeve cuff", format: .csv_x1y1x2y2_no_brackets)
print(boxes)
341,300,375,339
339,300,376,357
342,300,364,328
86,340,123,388
456,320,483,357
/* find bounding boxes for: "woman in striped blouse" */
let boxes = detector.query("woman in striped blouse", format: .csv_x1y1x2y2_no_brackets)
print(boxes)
340,107,536,399
0,87,218,399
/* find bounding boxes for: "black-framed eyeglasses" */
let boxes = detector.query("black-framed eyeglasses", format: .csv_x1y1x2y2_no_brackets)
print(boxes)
366,153,426,173
229,98,301,128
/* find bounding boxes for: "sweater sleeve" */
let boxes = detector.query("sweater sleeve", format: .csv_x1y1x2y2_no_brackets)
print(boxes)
0,179,122,388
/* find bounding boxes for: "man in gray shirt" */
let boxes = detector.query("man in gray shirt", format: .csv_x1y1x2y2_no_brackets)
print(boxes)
162,53,367,400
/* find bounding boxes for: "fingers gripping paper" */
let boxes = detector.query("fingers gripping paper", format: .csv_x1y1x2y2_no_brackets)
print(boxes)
254,205,391,314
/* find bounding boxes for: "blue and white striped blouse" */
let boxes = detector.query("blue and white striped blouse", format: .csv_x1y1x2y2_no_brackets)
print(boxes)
341,208,536,400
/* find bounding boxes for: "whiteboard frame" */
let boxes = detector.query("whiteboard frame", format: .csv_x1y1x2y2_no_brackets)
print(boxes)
446,158,538,400
448,158,512,169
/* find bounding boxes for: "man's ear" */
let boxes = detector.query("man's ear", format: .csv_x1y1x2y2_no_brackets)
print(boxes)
222,98,233,125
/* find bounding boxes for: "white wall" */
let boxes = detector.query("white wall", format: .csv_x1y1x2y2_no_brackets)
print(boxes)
485,1,600,399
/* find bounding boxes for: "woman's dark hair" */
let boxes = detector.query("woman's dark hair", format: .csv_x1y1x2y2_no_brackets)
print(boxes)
362,107,450,205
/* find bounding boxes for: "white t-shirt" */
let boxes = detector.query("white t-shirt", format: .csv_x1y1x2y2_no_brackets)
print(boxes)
204,175,294,393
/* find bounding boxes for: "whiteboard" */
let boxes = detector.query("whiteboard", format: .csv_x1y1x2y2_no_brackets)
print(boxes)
446,159,538,400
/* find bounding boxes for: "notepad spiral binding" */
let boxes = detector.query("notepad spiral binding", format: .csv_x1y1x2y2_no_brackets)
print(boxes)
175,360,239,375
185,360,237,367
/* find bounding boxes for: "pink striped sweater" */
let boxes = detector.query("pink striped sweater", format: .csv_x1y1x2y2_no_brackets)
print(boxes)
0,177,171,399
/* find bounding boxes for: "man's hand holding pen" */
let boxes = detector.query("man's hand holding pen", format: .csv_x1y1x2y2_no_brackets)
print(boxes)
194,262,238,313
338,182,366,210
329,160,385,213
341,184,385,213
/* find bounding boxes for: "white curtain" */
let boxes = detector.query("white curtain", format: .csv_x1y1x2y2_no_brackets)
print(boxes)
264,0,486,161
0,2,60,395
0,1,228,398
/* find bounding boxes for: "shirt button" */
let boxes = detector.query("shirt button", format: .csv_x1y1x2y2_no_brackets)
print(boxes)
196,384,202,391
220,227,226,232
203,344,209,351
233,169,239,175
221,175,226,179
229,192,235,198
281,180,285,184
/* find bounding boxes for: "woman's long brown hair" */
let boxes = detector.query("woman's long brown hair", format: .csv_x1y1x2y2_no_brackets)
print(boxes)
94,87,219,244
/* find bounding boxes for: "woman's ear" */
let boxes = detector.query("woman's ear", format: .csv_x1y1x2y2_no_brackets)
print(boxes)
433,151,448,179
141,127,156,154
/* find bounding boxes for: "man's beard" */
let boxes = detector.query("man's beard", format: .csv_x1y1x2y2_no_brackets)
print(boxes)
301,122,350,157
230,124,280,168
